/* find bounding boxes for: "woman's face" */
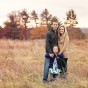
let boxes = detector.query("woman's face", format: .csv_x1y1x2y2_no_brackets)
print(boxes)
59,27,65,34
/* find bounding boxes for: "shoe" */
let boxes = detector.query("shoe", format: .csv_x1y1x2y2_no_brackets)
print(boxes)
60,72,67,79
49,78,55,82
43,80,49,83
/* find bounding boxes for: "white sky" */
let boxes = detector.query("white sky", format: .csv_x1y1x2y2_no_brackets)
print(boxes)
0,0,88,27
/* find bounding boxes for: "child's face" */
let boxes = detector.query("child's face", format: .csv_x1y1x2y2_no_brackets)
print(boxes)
53,46,58,54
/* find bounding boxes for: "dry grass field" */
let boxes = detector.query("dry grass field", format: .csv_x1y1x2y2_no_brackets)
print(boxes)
0,39,88,88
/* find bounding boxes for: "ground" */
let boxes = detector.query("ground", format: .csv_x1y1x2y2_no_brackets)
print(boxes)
0,39,88,88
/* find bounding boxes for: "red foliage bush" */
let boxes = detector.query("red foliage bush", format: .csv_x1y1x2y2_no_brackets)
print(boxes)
29,26,48,39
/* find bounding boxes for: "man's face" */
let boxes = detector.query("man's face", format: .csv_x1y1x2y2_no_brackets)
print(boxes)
52,22,58,31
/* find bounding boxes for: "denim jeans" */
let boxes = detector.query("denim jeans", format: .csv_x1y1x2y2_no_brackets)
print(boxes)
43,57,50,81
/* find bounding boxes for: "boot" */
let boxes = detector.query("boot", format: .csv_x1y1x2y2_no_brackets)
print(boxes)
63,58,68,79
60,58,68,79
64,58,68,73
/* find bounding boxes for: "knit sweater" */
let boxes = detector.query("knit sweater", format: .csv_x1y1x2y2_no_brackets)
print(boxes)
58,27,69,58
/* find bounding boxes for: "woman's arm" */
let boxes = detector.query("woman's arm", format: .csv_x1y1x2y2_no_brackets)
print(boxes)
57,53,64,58
59,34,69,54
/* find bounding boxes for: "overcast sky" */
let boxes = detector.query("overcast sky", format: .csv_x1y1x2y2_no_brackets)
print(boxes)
0,0,88,27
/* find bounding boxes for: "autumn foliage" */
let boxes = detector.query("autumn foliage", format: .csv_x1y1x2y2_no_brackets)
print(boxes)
29,26,48,39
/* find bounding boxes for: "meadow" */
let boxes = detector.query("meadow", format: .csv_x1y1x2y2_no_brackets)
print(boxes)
0,39,88,88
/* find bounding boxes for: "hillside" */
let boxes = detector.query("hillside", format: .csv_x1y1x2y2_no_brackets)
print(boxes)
67,27,86,40
0,39,88,88
80,28,88,38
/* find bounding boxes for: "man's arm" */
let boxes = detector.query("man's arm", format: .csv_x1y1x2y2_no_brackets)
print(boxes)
46,33,54,58
46,33,53,54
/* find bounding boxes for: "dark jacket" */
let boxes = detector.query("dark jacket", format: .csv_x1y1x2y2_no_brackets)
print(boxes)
45,28,59,54
45,53,64,69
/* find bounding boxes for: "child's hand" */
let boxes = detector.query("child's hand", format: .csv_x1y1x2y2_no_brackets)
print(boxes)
49,54,54,58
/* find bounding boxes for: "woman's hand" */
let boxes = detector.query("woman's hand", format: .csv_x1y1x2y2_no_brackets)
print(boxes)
58,53,64,58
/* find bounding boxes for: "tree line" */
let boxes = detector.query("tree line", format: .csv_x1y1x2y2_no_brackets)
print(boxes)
0,8,78,40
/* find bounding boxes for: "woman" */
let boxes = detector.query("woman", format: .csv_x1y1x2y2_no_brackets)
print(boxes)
58,25,69,78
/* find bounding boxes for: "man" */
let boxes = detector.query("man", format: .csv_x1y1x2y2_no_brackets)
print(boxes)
43,17,59,83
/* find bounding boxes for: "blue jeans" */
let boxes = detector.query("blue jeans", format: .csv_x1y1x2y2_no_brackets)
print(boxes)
43,57,50,81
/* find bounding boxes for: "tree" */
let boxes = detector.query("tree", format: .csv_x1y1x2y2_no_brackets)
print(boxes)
20,9,29,40
64,9,78,27
47,16,62,30
0,26,3,38
40,8,52,26
31,10,38,26
4,12,20,39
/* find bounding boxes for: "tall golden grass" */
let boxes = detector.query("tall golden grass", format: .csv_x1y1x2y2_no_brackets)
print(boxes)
0,39,88,88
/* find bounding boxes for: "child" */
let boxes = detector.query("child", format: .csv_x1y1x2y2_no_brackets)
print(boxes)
45,45,64,81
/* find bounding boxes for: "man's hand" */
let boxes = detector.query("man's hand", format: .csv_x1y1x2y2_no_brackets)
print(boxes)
49,54,54,58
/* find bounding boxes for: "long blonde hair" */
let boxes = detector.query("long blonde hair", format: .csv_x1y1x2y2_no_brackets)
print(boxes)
58,25,68,39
